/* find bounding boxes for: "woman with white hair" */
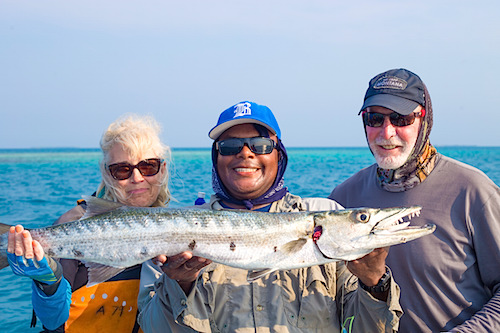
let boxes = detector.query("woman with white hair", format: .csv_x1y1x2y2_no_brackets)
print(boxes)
7,114,171,333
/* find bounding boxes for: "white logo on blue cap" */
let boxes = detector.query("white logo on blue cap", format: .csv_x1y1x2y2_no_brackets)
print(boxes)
233,102,252,118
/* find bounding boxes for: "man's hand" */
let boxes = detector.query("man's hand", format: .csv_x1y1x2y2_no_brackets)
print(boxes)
7,225,59,285
154,252,211,294
347,247,390,301
347,247,388,285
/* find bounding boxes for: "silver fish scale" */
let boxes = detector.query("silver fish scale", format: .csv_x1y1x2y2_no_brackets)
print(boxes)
0,202,435,279
28,207,317,269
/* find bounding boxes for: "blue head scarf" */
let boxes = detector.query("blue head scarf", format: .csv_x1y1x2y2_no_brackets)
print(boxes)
211,124,288,210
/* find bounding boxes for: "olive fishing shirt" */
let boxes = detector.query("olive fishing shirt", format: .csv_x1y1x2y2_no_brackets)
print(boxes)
329,154,500,332
137,193,402,333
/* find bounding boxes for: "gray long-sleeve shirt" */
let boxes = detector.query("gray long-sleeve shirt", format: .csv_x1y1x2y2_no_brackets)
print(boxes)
330,153,500,332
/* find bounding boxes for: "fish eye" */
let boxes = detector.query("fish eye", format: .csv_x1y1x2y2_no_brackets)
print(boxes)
355,211,370,223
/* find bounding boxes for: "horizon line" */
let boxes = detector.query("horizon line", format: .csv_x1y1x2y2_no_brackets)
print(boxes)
1,145,500,151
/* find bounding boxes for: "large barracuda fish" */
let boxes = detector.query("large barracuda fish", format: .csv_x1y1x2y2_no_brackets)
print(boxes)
0,196,435,285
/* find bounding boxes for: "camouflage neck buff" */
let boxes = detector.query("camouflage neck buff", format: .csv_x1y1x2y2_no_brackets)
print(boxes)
373,84,438,192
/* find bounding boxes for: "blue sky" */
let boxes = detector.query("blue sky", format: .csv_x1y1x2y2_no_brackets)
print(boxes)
1,0,499,149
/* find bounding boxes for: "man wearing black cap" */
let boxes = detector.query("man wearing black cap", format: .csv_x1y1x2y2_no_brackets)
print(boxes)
329,69,500,332
138,101,403,332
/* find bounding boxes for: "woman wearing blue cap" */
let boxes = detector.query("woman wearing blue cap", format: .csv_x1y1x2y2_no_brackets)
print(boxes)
137,101,402,333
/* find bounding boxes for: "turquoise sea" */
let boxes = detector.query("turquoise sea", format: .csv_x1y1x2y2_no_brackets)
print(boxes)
1,147,499,332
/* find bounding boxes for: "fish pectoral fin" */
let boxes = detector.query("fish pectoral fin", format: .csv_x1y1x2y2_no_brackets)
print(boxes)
81,196,125,219
84,262,126,287
281,238,308,254
247,268,278,282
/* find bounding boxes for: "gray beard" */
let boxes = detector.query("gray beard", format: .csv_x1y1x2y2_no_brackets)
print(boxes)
370,138,414,170
374,152,409,169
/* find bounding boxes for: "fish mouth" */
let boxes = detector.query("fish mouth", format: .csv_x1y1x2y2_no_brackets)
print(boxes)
370,206,422,234
312,206,435,262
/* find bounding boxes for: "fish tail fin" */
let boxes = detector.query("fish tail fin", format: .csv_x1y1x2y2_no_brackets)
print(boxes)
0,253,8,270
0,223,12,270
0,222,11,235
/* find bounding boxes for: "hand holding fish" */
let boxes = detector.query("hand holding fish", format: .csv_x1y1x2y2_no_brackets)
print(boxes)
347,247,388,285
0,198,435,288
155,252,211,293
347,247,390,300
8,225,45,262
6,225,60,286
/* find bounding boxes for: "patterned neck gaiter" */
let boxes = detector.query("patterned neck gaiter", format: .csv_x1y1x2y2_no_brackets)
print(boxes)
373,84,438,192
211,125,289,209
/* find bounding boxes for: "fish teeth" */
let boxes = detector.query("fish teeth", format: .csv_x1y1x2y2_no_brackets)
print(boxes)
392,222,410,230
409,211,420,219
12,198,433,283
373,222,410,234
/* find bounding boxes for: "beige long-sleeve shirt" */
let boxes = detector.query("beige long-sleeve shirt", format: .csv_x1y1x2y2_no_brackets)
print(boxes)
138,194,402,332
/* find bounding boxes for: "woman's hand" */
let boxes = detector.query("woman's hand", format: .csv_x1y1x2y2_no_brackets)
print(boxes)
7,225,59,285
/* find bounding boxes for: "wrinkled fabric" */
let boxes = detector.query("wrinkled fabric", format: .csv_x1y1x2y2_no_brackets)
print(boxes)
374,84,437,192
330,154,500,332
376,143,437,192
211,124,289,209
31,202,147,333
31,278,72,330
138,193,403,333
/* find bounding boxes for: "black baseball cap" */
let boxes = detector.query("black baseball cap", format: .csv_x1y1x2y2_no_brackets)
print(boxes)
360,68,425,115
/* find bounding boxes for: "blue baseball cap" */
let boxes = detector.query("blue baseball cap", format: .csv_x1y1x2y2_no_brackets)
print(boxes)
360,68,426,115
208,101,281,139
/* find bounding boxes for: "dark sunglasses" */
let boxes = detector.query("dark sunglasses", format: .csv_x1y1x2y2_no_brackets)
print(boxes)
108,158,163,180
216,137,276,156
362,110,425,128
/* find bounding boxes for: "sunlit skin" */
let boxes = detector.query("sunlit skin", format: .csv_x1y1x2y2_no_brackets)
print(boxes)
365,106,422,170
157,124,281,289
7,225,44,262
107,143,165,208
7,125,389,299
161,124,389,299
216,124,279,206
7,144,167,268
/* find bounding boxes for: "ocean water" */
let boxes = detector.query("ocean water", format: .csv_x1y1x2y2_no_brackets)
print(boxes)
0,147,499,332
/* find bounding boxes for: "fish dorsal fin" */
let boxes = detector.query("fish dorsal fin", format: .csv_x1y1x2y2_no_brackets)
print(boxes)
281,238,308,254
247,268,278,282
84,262,126,287
81,196,125,220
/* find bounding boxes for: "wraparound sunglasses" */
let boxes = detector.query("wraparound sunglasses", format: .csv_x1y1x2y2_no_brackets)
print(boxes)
108,158,163,180
216,137,276,156
362,110,425,127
